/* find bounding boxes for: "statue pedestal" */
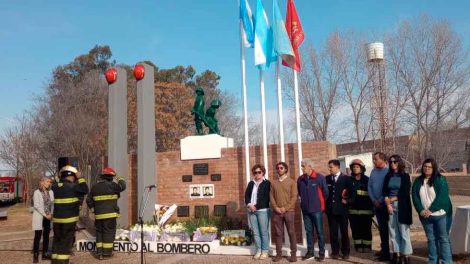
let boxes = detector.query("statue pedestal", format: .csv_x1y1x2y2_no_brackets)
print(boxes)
180,134,234,160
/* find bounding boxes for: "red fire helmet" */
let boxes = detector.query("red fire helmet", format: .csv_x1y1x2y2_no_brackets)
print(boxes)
133,64,145,80
105,68,117,84
101,167,116,176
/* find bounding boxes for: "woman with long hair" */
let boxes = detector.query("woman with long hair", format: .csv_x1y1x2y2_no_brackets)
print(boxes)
32,176,54,263
244,164,271,260
383,154,413,264
411,158,453,263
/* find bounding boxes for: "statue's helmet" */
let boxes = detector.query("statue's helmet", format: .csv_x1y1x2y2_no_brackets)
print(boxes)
211,99,221,108
195,87,205,95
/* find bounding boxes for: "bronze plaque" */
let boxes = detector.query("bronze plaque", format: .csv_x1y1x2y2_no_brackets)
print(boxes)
211,174,221,181
182,175,192,182
193,163,209,175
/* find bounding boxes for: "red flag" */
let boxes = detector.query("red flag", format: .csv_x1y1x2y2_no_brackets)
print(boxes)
282,0,304,72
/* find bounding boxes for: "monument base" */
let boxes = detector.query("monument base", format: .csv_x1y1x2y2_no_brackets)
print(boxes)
180,134,234,160
77,239,330,257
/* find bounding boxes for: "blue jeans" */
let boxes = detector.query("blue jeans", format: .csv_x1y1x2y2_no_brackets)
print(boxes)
421,215,452,264
388,202,413,255
248,209,270,253
302,211,325,256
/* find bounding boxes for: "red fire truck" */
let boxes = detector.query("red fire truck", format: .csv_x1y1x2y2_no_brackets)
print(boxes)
0,173,25,218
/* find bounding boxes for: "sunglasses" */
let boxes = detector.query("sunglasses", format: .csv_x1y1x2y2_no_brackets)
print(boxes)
390,160,398,164
276,166,285,170
253,171,263,175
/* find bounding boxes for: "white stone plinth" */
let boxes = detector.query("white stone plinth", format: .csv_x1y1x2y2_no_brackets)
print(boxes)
180,134,234,160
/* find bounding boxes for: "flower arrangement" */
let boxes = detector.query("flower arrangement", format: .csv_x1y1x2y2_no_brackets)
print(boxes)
160,222,190,242
128,224,161,242
193,226,218,242
220,230,252,246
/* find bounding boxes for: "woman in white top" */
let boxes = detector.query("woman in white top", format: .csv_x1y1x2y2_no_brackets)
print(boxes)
32,176,54,263
412,158,453,264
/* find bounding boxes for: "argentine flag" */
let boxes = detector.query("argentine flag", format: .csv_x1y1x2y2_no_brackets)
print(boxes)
254,0,275,70
272,0,294,64
240,0,254,48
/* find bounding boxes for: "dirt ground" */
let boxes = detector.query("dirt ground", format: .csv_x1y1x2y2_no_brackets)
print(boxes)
1,196,469,264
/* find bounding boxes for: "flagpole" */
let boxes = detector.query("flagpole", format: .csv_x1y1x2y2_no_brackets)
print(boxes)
293,70,302,174
293,69,306,248
240,20,251,185
276,60,286,162
259,70,269,179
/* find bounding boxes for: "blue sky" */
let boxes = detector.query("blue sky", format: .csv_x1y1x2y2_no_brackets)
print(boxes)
1,0,470,134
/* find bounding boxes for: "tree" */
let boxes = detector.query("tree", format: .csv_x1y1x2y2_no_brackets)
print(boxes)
0,114,44,197
386,15,470,167
284,33,343,141
338,31,374,149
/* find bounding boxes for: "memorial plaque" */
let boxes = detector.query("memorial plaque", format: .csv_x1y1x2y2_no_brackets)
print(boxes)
214,205,227,217
182,175,192,182
177,206,190,217
195,205,209,218
210,174,221,181
193,163,209,175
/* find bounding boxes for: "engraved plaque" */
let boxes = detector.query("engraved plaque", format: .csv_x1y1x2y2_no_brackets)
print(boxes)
211,174,221,181
182,175,192,182
193,163,209,175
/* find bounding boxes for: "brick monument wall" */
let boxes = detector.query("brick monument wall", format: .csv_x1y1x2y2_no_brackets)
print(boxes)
127,140,336,242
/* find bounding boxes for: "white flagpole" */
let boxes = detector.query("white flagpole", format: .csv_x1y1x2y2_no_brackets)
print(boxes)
294,69,306,247
239,20,251,185
276,60,286,162
293,70,302,173
260,70,269,179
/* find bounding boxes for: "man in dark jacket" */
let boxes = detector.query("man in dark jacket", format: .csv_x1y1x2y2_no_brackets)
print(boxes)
325,159,353,260
297,158,328,261
51,165,89,264
86,167,126,260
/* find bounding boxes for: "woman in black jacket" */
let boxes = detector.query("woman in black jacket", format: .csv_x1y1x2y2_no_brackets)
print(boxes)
244,164,271,260
383,154,413,264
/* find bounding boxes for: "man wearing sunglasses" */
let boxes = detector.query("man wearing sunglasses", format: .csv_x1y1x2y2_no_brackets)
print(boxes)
270,162,298,262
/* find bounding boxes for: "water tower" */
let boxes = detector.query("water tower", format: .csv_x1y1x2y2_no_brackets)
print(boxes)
366,42,389,152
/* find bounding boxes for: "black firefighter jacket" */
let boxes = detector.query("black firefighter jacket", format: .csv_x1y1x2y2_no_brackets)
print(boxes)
86,176,126,220
52,177,89,224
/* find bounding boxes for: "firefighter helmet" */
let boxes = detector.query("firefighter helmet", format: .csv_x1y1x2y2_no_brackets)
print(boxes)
349,159,366,173
101,167,116,177
59,165,78,178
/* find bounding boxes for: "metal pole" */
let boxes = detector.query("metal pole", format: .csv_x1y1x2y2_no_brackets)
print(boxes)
239,19,251,185
260,70,269,179
276,60,286,162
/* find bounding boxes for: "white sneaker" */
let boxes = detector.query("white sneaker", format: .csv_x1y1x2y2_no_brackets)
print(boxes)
259,252,268,260
253,252,261,259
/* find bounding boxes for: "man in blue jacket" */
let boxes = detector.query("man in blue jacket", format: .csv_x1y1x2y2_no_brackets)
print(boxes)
297,159,329,261
368,152,391,261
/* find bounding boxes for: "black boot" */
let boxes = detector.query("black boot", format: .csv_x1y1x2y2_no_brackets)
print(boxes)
390,253,398,264
42,251,51,260
33,252,39,263
402,256,410,264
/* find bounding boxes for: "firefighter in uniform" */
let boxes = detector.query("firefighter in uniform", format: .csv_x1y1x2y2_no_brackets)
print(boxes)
86,167,126,260
348,159,374,252
51,165,89,264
